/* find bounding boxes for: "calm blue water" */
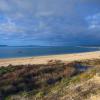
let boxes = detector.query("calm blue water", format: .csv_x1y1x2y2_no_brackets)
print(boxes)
0,46,100,59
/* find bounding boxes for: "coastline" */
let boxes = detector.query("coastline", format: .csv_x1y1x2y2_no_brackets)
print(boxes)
0,51,100,67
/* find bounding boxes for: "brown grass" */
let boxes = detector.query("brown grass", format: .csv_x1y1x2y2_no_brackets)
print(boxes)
0,60,78,99
0,59,100,100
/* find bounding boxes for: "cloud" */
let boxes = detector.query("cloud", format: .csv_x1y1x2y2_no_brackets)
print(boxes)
86,13,100,30
0,0,97,17
0,0,100,45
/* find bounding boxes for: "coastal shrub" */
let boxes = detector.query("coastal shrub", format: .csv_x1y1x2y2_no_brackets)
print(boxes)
0,60,93,100
0,66,15,75
0,61,75,99
35,91,45,98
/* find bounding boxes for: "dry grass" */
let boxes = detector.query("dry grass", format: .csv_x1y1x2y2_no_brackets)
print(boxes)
0,59,100,100
0,60,77,100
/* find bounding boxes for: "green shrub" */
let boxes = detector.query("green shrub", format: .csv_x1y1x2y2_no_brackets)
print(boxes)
0,66,15,75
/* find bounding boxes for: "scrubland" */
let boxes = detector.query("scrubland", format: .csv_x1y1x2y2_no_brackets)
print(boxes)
0,59,100,100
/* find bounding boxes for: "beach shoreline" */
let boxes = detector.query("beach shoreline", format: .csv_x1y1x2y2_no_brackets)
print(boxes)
0,51,100,67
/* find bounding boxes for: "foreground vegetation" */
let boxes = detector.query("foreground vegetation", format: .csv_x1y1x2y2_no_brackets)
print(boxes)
0,59,100,100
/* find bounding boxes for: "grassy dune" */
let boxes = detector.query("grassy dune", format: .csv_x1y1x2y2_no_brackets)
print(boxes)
0,59,100,100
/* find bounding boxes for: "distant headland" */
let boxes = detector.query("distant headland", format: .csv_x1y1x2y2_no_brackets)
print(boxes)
0,45,8,47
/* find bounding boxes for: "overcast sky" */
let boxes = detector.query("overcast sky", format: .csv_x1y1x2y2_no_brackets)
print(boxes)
0,0,100,46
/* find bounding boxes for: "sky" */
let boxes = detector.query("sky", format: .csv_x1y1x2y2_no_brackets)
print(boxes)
0,0,100,46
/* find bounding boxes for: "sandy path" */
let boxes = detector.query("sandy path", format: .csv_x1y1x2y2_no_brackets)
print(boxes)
0,51,100,67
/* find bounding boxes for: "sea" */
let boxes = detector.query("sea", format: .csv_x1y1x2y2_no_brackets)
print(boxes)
0,46,100,59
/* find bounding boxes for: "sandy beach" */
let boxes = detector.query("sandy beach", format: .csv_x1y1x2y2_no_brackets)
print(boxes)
0,51,100,67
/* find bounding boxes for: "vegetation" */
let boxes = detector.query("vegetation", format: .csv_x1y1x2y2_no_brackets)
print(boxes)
0,59,100,100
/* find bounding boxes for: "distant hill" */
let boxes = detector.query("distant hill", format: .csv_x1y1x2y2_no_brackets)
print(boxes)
80,44,100,47
0,45,8,47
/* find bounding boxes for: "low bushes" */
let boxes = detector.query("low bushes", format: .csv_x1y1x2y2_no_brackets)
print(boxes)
0,59,95,100
0,60,78,99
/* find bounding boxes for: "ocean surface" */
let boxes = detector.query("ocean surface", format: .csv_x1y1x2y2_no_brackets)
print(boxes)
0,46,100,59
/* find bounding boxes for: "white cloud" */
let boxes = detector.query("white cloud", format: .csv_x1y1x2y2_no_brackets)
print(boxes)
0,0,100,45
86,13,100,29
0,18,22,33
